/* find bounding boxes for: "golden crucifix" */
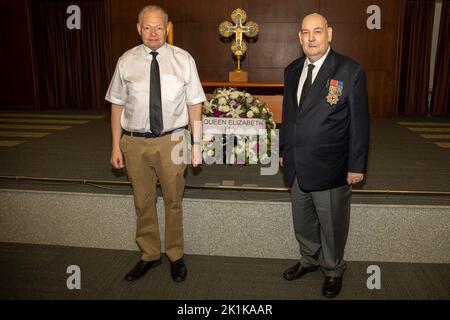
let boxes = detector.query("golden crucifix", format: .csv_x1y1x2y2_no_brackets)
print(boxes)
219,8,259,82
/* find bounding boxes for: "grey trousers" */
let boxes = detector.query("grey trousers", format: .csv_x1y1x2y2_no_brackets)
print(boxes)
290,177,352,277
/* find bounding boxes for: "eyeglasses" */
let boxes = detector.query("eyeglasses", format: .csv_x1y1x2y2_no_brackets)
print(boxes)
142,25,166,34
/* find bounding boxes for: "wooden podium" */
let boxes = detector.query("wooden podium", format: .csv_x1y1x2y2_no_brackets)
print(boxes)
201,82,284,124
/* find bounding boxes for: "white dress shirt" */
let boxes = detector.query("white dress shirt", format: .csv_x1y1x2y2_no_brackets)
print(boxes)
106,43,206,133
297,46,331,104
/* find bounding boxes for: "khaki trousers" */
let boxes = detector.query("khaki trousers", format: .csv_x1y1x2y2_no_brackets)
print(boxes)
120,133,186,262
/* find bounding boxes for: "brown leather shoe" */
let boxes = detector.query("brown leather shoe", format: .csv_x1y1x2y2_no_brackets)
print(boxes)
124,259,161,281
322,276,343,298
283,262,319,281
171,258,187,282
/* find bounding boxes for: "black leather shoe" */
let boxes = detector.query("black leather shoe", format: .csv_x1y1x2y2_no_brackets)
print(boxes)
171,258,187,282
283,262,319,281
322,276,343,298
124,259,161,281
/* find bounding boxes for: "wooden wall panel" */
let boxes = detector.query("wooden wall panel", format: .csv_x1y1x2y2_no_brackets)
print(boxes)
196,67,231,83
366,70,395,117
248,23,302,68
109,0,403,117
320,0,401,24
248,68,284,83
182,22,241,69
110,0,145,23
184,0,248,22
110,0,183,23
331,23,397,70
248,0,319,23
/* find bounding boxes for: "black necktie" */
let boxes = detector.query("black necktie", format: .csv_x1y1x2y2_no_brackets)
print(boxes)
150,51,163,136
299,63,315,108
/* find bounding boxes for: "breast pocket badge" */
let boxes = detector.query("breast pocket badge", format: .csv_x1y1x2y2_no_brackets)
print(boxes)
326,79,344,106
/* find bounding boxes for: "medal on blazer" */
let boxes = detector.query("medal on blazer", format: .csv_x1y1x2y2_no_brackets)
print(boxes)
326,79,343,106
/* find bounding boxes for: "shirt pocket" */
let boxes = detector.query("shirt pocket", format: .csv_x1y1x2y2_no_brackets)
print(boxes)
161,75,185,102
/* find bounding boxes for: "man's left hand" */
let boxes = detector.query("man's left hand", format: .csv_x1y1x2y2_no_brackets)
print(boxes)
347,172,364,185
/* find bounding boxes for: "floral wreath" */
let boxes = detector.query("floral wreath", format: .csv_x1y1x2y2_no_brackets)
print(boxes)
202,87,276,165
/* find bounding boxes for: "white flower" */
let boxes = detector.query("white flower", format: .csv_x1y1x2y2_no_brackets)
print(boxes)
246,111,254,118
219,105,230,113
218,97,227,106
226,107,243,118
250,106,259,114
203,101,213,113
230,91,240,100
262,107,268,114
217,89,231,98
206,149,214,157
216,89,231,98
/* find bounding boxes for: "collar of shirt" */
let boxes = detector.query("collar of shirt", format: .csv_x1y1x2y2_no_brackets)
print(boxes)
142,43,169,61
303,46,331,81
296,46,331,103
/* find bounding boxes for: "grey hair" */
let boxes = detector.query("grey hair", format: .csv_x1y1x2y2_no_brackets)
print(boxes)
138,5,169,26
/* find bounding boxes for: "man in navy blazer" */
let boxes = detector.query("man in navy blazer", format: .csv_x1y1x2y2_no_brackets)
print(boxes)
280,13,369,298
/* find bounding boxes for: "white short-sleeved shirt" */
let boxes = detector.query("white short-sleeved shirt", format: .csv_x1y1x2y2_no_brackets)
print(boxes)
105,43,206,133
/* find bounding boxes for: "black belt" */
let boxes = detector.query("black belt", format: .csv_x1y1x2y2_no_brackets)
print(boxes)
122,128,180,138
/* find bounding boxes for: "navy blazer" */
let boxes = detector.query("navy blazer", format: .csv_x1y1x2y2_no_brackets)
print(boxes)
280,49,369,192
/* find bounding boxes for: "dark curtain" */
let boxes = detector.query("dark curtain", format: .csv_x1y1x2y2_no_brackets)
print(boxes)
397,0,434,116
430,0,450,116
30,0,112,110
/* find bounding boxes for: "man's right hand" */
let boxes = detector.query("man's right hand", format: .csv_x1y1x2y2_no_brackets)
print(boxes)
111,148,125,169
279,157,283,167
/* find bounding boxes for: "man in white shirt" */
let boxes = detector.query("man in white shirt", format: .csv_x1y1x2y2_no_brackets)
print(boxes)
105,5,205,282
